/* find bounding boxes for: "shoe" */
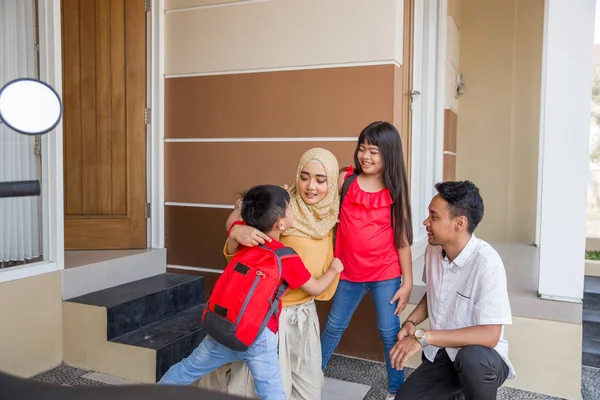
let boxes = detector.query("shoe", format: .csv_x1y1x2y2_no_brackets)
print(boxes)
386,394,395,400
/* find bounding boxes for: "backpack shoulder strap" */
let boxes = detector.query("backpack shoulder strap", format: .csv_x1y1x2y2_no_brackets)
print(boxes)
274,247,298,258
339,170,358,214
272,247,299,300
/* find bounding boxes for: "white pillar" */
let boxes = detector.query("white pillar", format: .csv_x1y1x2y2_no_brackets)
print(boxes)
537,0,596,302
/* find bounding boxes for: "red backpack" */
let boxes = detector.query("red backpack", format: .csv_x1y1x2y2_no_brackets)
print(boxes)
201,244,299,351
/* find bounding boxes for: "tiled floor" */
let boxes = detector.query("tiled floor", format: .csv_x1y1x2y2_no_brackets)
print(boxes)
30,356,600,400
323,355,570,400
31,365,110,387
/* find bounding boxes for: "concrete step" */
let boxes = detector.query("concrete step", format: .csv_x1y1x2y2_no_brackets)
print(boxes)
112,305,207,382
67,273,204,340
584,276,600,311
583,337,600,368
583,309,600,338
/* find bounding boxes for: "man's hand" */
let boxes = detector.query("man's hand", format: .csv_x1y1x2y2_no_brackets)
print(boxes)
390,284,412,315
230,224,271,247
389,336,421,370
397,321,416,342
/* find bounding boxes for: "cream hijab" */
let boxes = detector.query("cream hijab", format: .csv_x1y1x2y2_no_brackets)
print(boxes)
282,148,340,240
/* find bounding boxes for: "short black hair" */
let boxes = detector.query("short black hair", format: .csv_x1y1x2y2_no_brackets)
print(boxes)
435,181,484,233
241,185,290,233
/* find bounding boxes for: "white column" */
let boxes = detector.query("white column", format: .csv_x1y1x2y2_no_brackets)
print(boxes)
537,0,596,301
39,0,65,269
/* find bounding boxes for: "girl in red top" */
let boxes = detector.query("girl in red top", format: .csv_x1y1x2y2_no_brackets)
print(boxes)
320,121,414,400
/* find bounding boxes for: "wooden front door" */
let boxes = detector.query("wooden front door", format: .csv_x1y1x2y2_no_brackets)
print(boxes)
61,0,146,250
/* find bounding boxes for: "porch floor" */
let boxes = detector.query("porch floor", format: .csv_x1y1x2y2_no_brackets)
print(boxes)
31,355,600,400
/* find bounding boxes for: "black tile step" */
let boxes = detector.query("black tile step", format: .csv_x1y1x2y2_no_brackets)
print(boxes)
585,276,600,311
583,309,600,338
67,273,205,340
583,337,600,368
112,305,207,382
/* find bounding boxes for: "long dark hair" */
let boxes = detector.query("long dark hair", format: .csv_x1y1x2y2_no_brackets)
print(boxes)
353,121,413,247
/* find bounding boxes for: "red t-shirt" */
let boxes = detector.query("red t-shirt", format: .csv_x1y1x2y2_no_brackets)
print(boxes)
335,167,402,282
236,239,311,333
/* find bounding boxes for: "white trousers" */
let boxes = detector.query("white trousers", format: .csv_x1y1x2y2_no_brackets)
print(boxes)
198,299,324,400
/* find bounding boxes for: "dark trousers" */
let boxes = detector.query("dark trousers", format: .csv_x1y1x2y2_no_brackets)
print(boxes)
395,346,509,400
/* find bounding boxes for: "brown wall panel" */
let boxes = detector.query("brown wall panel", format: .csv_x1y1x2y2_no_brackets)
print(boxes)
444,109,457,153
316,297,385,362
166,206,231,269
443,154,456,182
164,65,395,139
165,141,356,204
167,268,222,300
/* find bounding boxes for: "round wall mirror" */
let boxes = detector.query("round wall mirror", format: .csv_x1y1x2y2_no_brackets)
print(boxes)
0,78,62,136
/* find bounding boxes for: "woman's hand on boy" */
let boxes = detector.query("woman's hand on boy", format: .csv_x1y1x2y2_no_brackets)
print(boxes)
230,224,271,247
390,284,411,316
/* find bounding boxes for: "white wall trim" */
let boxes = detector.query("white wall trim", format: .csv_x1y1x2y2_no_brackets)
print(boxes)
168,265,224,274
409,0,446,243
165,0,276,13
434,0,447,185
38,0,64,270
535,0,550,248
0,261,59,284
446,15,459,71
444,105,459,114
165,202,235,209
150,0,166,249
164,60,401,79
165,137,358,143
411,238,429,262
537,0,595,301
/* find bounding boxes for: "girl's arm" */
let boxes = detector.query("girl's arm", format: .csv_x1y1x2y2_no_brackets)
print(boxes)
390,244,413,316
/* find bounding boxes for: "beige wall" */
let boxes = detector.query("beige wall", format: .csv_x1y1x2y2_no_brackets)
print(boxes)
447,0,463,29
165,0,404,75
456,0,543,243
0,272,62,377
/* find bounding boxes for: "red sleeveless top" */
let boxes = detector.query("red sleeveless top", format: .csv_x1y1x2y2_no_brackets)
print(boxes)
335,167,402,282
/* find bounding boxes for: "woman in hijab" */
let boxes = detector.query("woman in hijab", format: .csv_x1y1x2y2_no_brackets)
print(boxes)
200,148,341,400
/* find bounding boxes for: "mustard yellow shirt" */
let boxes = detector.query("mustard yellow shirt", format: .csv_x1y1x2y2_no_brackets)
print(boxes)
223,230,339,307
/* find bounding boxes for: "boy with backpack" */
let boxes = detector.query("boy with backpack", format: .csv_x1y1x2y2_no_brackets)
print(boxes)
158,184,344,400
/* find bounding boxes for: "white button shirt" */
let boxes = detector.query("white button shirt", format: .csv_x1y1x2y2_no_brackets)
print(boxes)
422,234,516,379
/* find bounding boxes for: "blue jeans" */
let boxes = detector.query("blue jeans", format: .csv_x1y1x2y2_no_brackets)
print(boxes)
321,277,404,394
158,329,285,400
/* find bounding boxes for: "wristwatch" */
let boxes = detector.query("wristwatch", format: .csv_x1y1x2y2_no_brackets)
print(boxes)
414,329,428,347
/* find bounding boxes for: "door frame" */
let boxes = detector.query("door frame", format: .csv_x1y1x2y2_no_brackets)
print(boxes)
149,0,165,249
409,0,447,259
